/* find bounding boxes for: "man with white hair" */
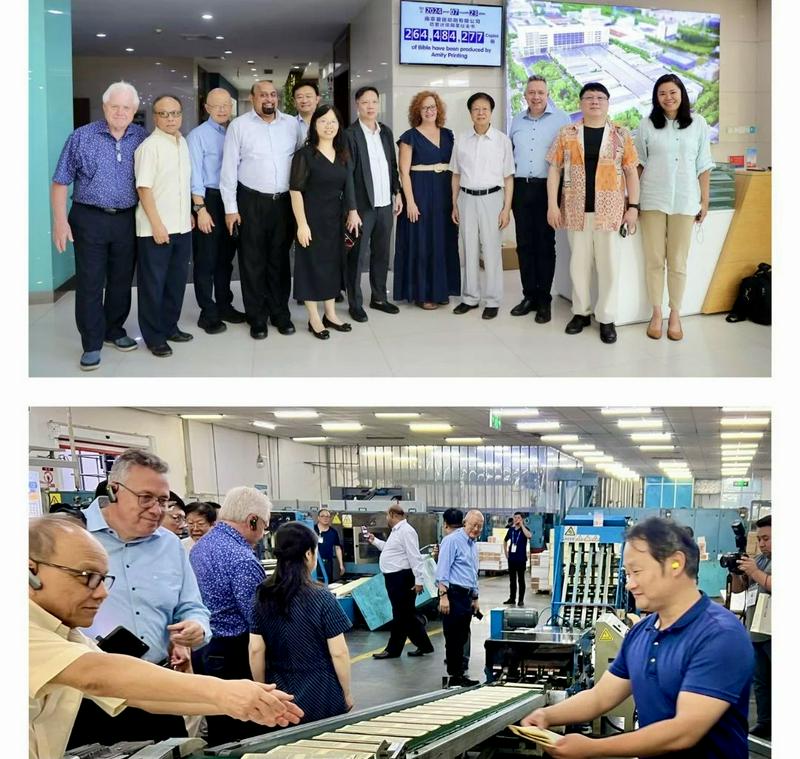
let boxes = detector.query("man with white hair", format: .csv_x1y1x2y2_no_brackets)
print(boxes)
189,486,271,744
52,81,148,371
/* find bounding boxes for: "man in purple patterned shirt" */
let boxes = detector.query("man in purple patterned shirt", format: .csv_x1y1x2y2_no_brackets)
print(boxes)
51,81,147,371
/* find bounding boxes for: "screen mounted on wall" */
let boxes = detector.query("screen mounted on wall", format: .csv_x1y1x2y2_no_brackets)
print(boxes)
506,3,720,142
400,1,504,67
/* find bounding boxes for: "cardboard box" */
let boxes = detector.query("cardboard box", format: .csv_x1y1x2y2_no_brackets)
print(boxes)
501,245,519,271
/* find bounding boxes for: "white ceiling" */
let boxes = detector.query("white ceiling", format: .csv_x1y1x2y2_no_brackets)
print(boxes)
71,0,372,92
139,407,771,479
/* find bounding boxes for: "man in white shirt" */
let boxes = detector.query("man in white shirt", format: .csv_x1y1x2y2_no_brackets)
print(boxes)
220,80,302,340
451,92,515,319
135,95,194,357
344,86,403,323
366,505,434,659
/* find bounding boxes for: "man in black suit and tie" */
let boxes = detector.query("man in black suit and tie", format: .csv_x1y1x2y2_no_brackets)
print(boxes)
345,86,403,322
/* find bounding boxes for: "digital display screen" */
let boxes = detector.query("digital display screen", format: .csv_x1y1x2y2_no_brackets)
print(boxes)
400,1,504,67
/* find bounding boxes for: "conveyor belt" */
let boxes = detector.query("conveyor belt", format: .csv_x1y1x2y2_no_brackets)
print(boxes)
205,682,548,759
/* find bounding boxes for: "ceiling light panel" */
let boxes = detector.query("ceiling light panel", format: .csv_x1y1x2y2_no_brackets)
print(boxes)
445,437,483,444
630,432,672,442
720,432,764,440
562,444,596,451
617,419,663,429
516,422,561,431
720,417,770,427
409,423,452,433
251,421,276,430
540,434,580,443
274,410,319,419
320,422,363,432
292,436,328,443
492,408,539,417
374,412,421,419
638,445,675,451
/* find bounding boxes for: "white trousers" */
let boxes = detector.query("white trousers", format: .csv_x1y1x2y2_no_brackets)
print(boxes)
458,189,504,308
567,213,620,324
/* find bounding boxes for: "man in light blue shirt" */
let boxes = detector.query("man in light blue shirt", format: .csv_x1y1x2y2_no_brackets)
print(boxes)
293,80,321,144
187,88,245,334
509,75,571,323
220,80,303,339
435,509,484,686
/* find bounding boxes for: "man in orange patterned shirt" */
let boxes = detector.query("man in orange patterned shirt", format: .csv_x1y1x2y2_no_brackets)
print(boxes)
546,83,640,344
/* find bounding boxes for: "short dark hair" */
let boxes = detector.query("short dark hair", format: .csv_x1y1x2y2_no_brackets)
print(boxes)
756,515,772,529
649,74,693,130
184,501,217,524
355,85,379,101
169,492,185,511
292,80,319,97
513,511,524,518
579,82,610,100
467,92,495,111
152,93,182,112
526,75,547,85
442,508,463,527
625,517,700,580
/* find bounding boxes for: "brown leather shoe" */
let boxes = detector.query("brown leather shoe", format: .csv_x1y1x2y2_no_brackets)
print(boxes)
646,321,662,340
667,324,684,341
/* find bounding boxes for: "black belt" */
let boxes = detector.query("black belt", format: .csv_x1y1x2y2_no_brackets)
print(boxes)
75,202,136,215
448,584,475,596
205,187,222,196
515,176,546,184
461,186,501,196
238,183,288,201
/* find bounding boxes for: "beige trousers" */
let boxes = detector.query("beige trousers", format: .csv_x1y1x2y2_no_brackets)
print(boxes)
567,213,619,324
640,210,695,310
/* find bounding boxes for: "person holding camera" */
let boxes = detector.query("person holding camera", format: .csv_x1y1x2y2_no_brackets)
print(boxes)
729,515,771,740
503,512,532,607
436,509,485,687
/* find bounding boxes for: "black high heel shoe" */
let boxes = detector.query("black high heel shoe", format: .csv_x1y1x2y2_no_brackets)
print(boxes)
322,315,352,332
307,321,330,340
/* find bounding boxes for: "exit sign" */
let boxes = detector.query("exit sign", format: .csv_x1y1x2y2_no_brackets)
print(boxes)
733,480,750,488
489,411,502,431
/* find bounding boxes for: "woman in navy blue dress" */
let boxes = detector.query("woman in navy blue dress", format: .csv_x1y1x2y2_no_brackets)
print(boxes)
394,91,460,309
249,522,353,724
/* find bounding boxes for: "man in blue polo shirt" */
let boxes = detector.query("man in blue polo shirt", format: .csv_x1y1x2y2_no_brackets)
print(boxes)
521,517,753,759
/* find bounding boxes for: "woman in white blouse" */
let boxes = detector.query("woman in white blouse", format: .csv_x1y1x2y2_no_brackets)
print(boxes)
636,74,714,341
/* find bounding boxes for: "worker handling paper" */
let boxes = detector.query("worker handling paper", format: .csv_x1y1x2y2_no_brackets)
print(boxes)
508,723,563,747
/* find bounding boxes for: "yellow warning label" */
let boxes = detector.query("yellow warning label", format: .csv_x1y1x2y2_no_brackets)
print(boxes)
342,514,352,528
598,629,613,642
48,493,63,505
564,526,576,537
332,514,342,524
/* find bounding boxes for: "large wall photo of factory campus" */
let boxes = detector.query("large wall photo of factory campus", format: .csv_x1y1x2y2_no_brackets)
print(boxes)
28,406,772,759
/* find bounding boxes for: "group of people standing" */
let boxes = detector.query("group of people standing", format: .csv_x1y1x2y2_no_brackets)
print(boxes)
51,71,712,369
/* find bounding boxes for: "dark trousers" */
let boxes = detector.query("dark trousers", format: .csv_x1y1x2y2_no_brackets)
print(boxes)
442,586,473,678
67,699,187,749
192,188,237,322
202,632,264,746
384,568,433,656
512,178,556,306
236,184,293,325
346,204,393,310
69,203,136,351
136,232,192,347
753,638,771,729
508,562,526,604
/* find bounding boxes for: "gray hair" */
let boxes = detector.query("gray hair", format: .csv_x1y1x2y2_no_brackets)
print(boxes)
219,486,272,523
29,514,90,561
527,75,547,85
102,81,140,108
109,449,169,484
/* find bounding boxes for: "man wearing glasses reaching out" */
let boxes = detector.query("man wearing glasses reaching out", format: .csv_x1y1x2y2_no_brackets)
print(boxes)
67,448,212,746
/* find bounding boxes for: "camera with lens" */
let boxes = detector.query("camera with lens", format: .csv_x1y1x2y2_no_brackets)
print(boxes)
719,521,748,575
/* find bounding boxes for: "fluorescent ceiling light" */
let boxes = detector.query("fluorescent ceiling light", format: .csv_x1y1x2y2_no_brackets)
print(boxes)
721,456,754,463
374,412,421,419
179,413,224,420
573,449,604,458
562,444,596,451
720,432,764,440
720,417,770,427
409,422,452,433
492,408,539,417
446,437,483,445
638,445,675,451
601,407,652,415
721,443,758,450
617,418,663,429
722,469,749,475
540,434,580,443
320,422,363,432
292,436,328,443
721,407,770,413
251,421,276,430
516,421,561,432
274,410,318,419
201,13,214,20
630,432,672,442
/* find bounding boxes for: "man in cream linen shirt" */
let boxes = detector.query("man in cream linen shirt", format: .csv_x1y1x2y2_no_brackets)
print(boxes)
135,94,194,357
29,515,303,759
451,92,515,320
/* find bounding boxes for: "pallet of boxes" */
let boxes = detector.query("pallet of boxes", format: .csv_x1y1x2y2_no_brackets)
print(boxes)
529,548,552,594
478,534,508,575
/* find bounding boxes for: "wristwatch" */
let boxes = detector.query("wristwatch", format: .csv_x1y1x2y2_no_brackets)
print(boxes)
192,202,206,213
628,202,640,210
438,589,448,597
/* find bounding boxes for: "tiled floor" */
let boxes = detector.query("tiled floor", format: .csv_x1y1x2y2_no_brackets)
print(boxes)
29,272,771,377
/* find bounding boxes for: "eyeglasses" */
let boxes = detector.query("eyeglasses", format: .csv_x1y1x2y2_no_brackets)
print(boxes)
581,96,608,103
113,481,175,509
421,105,437,112
154,110,182,118
31,559,116,590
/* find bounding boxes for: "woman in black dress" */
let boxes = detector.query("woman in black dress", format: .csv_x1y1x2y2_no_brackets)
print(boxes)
249,522,353,723
290,105,362,339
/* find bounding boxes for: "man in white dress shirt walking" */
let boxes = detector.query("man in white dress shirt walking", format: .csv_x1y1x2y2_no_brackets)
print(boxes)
367,504,434,659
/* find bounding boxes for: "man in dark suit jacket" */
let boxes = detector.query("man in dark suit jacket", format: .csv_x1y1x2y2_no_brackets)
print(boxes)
344,86,403,322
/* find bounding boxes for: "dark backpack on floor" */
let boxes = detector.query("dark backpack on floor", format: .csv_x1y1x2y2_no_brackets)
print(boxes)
726,263,771,326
